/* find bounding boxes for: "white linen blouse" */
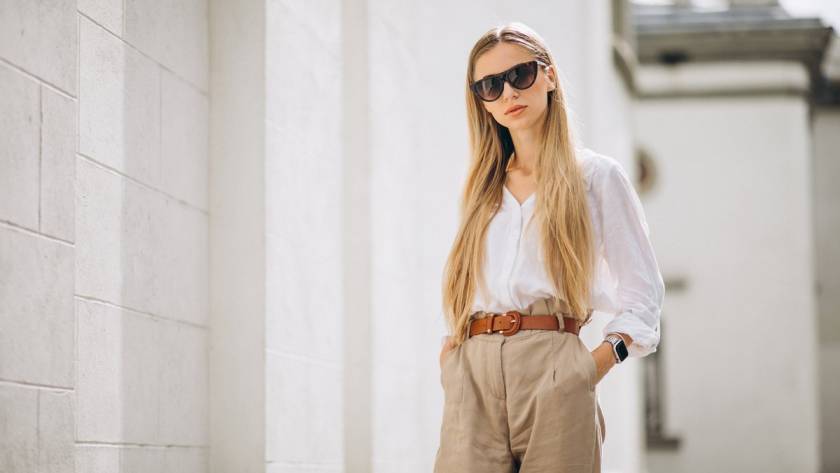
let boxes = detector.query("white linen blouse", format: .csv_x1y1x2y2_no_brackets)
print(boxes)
468,147,665,358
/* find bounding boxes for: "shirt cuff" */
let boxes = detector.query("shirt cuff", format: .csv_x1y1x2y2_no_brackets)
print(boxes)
602,312,661,358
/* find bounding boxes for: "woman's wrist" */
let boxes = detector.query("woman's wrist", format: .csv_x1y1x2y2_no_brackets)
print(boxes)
598,341,617,367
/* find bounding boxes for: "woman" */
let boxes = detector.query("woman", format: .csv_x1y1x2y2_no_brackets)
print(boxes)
433,22,665,472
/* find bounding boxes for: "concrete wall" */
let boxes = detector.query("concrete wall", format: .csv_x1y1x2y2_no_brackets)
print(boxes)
1,0,209,471
208,1,266,473
263,0,347,472
209,0,354,471
634,61,820,473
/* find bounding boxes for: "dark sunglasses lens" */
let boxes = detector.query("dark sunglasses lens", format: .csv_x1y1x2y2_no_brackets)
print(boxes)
511,62,538,89
475,78,503,101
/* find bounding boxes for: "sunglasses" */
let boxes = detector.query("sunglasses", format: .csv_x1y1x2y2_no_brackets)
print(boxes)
470,59,548,102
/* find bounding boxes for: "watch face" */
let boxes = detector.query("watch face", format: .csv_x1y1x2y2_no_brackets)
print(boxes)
616,340,629,360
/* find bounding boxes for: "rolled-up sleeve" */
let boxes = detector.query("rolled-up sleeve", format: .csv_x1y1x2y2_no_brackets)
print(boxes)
596,158,665,358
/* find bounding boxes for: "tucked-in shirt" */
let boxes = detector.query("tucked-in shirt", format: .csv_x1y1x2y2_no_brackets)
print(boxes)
468,147,665,358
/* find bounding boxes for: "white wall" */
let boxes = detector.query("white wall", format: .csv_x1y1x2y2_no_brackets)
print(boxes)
635,62,820,473
263,0,347,472
208,1,355,471
208,1,266,472
1,0,210,471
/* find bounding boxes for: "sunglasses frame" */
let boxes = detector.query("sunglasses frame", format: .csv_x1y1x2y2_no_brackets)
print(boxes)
470,59,549,102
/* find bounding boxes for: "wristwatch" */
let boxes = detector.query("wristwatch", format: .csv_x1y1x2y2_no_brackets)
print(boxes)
603,333,629,364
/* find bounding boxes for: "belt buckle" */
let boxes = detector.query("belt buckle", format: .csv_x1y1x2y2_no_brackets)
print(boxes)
499,311,522,336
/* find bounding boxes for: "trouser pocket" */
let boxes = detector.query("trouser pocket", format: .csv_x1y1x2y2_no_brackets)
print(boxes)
551,332,596,393
440,344,463,404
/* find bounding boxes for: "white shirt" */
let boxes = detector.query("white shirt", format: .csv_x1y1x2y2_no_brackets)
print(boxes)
469,147,665,358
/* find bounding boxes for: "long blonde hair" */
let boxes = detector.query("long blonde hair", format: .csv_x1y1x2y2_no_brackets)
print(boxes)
441,22,595,347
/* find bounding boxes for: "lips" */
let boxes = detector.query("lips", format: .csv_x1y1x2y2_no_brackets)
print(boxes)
505,105,527,115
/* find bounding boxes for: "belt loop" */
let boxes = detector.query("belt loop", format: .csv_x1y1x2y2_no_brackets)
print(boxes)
486,314,496,334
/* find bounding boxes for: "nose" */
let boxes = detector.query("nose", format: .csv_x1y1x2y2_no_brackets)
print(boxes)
501,80,518,101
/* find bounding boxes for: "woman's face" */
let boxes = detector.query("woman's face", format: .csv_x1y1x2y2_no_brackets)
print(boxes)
472,42,556,131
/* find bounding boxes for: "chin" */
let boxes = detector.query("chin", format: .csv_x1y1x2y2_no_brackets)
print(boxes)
503,120,529,131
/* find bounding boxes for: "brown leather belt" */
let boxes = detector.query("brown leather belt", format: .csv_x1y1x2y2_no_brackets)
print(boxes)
467,311,582,338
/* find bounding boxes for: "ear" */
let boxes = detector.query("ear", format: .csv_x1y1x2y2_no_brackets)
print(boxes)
545,64,557,91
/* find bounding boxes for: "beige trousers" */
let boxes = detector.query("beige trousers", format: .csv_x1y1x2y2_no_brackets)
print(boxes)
434,298,606,473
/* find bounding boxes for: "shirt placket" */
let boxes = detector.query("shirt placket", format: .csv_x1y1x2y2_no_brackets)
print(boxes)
504,203,525,309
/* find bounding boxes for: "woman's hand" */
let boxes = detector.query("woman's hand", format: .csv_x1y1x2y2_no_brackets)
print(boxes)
589,342,616,386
